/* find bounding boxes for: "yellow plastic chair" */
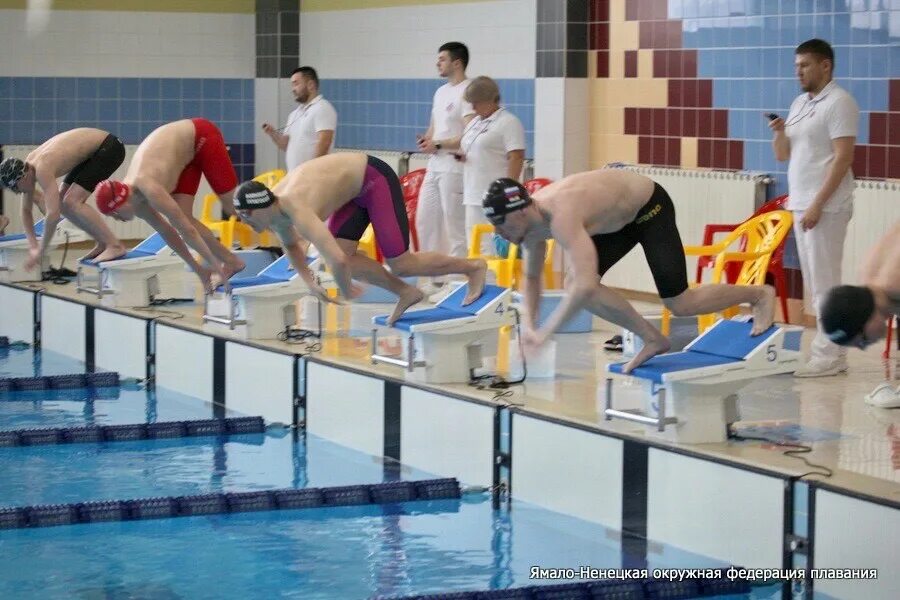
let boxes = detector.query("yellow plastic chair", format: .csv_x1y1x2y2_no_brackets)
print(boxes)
357,225,380,261
507,238,559,289
660,210,793,336
469,224,516,287
200,169,286,248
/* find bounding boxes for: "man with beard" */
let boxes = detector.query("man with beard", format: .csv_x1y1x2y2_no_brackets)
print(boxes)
262,66,337,170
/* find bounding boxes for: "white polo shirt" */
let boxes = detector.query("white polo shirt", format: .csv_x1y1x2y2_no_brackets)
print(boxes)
460,108,526,206
284,95,337,170
428,80,474,174
785,80,858,212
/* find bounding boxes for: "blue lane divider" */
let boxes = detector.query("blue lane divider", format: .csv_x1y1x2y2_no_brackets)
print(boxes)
0,416,265,448
0,336,8,347
0,371,120,394
375,574,752,599
0,477,461,530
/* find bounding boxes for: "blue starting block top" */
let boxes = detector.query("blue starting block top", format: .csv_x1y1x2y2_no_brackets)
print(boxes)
225,254,313,290
0,218,46,243
608,319,780,384
79,232,168,265
373,283,504,332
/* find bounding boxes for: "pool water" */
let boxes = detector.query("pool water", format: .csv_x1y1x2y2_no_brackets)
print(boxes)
0,347,786,600
0,431,432,508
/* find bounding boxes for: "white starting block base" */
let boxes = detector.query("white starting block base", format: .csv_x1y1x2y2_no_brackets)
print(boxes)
204,282,321,340
79,258,187,308
0,249,50,282
605,318,801,444
372,283,514,384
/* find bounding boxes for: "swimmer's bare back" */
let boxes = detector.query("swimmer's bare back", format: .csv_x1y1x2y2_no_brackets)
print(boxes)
28,128,110,178
125,120,197,192
273,153,368,219
532,169,657,236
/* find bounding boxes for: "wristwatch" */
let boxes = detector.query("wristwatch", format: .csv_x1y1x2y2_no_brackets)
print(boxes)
434,142,442,150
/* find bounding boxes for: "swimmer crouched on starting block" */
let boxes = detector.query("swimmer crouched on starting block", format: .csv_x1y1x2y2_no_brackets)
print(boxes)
232,152,487,325
482,170,776,372
93,119,247,291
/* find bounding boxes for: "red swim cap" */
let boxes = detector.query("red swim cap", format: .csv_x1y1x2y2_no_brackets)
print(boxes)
95,180,131,215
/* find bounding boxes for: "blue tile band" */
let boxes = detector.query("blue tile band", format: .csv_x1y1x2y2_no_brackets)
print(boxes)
0,478,461,530
0,416,265,448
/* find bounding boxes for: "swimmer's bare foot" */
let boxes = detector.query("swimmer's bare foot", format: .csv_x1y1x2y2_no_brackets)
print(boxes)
209,266,230,293
751,285,776,335
463,259,488,305
622,331,671,374
387,286,425,326
93,244,129,263
223,256,246,280
81,244,106,261
197,266,213,294
0,215,9,235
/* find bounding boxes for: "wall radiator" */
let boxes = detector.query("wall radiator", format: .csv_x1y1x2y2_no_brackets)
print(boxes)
842,179,900,287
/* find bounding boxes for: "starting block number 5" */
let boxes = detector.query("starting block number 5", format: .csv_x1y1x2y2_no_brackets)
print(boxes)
766,344,778,362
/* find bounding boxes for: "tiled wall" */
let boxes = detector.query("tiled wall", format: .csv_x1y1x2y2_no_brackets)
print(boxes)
325,78,535,156
588,0,899,199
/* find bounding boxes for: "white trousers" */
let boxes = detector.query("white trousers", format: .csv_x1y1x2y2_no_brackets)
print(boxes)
792,208,852,362
416,169,467,259
465,205,493,257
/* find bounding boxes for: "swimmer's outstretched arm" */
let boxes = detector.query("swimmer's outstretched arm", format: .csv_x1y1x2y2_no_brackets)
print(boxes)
280,201,354,299
520,240,547,330
271,221,335,303
139,180,222,273
133,203,208,283
31,168,63,260
530,225,599,341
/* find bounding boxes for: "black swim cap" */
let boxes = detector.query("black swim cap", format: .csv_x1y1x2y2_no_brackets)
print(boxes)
821,285,876,346
482,178,531,225
0,158,26,190
233,180,275,211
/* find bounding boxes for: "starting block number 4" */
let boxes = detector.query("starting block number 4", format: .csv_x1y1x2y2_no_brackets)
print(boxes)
495,303,505,315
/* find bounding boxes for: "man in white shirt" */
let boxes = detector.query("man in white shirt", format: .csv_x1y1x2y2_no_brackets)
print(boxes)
770,39,858,378
438,76,526,256
263,66,337,170
416,42,475,292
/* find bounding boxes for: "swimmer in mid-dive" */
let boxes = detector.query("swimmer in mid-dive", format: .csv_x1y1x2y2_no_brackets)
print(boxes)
233,152,487,324
93,119,246,290
482,170,776,372
0,128,127,267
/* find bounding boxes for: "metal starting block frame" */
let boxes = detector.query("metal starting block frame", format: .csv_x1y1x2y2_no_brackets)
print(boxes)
76,233,183,308
604,318,802,443
203,254,331,340
0,219,88,283
370,284,513,384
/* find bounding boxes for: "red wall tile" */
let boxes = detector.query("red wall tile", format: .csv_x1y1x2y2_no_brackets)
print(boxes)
597,51,610,78
624,50,638,77
888,113,900,145
638,136,654,163
853,145,868,177
666,21,682,49
869,113,886,145
625,0,638,21
697,138,713,168
866,145,887,179
666,137,681,166
682,50,697,78
697,111,713,138
698,79,712,106
668,79,682,105
652,108,667,136
712,110,728,138
624,107,637,135
682,80,697,106
888,147,900,179
727,140,744,170
890,80,900,112
683,109,698,137
590,0,609,22
639,21,653,48
591,23,610,50
653,51,667,77
638,108,653,135
665,108,682,137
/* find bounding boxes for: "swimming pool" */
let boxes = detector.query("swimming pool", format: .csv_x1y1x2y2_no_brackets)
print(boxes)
0,346,789,599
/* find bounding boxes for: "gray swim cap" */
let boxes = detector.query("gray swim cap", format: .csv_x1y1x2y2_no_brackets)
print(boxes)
234,180,275,211
0,158,26,190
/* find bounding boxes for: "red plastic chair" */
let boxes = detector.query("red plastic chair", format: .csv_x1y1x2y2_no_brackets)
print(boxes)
695,194,791,323
400,168,426,252
524,177,552,194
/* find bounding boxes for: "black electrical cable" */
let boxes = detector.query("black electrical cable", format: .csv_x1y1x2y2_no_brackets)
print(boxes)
728,430,833,479
468,307,527,402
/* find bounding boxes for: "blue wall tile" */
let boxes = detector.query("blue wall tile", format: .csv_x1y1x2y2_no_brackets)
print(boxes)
140,79,160,99
98,99,118,121
119,78,140,99
33,78,54,98
97,78,118,99
13,78,35,98
0,78,10,97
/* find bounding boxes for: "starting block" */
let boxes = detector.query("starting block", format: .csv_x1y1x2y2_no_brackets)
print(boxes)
371,283,514,384
604,318,801,443
76,233,184,307
0,219,88,282
203,254,330,339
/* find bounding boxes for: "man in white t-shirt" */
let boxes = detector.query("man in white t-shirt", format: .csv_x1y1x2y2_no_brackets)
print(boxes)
263,66,337,171
439,76,526,256
770,38,858,377
416,42,475,292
